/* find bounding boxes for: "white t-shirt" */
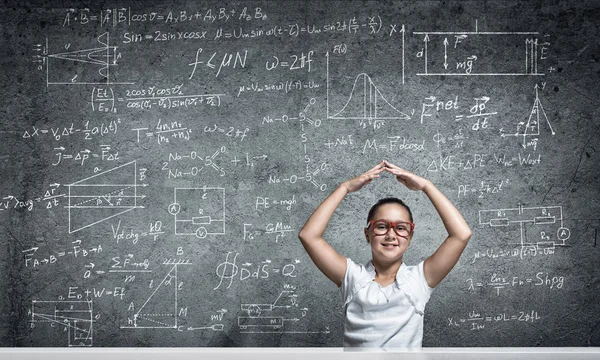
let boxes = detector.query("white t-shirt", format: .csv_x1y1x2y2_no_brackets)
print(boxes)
340,258,434,348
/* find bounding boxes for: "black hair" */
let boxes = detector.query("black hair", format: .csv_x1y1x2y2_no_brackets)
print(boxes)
366,197,413,225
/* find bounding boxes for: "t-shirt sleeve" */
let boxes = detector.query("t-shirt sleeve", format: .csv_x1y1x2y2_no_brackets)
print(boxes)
340,257,360,307
414,260,434,305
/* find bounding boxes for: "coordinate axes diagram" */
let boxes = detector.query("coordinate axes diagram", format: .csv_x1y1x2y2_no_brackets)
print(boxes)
325,52,410,122
67,161,145,233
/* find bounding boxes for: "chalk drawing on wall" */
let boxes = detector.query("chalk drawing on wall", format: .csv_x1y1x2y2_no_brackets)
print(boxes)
328,73,411,121
327,73,410,121
168,187,226,238
120,259,225,332
121,260,191,329
29,300,93,347
414,19,547,76
238,288,330,334
238,290,296,331
67,161,145,233
500,84,555,146
326,52,410,121
42,32,132,86
479,204,570,254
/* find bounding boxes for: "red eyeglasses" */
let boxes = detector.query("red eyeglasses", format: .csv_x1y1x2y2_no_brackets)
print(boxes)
367,220,415,238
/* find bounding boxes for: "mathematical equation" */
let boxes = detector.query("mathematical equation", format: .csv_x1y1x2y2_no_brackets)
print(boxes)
448,309,540,331
466,272,564,295
214,252,299,290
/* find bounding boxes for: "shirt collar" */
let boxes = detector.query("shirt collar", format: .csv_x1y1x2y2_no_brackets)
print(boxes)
365,260,407,286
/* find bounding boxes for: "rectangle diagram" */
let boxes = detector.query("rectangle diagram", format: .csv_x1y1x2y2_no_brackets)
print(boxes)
238,316,283,330
30,300,93,347
67,161,143,233
169,187,225,238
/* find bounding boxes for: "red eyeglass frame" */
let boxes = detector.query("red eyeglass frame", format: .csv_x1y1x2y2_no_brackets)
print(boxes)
367,219,415,238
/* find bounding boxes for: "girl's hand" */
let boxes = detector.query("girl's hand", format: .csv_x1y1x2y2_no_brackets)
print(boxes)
341,161,386,193
383,160,431,191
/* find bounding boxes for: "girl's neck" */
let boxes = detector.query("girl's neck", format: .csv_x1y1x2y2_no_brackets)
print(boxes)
372,258,402,278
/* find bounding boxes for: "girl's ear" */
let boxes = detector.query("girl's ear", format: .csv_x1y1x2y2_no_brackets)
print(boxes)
364,227,369,243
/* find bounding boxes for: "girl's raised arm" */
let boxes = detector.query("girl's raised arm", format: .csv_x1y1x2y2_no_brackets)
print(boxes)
298,161,387,287
384,160,472,288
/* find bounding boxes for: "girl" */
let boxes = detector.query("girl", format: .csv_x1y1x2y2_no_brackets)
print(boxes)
298,160,472,348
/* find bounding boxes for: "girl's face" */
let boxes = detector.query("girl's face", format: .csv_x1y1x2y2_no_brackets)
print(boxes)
364,203,413,265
